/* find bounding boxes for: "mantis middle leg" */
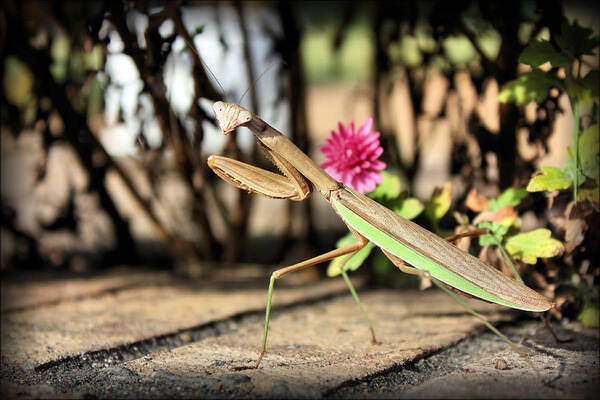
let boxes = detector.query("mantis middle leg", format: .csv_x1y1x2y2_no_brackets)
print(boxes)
233,233,369,370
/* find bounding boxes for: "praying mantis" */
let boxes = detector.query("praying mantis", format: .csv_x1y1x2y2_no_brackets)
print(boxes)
207,100,554,372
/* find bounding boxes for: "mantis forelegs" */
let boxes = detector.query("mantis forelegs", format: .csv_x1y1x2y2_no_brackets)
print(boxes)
233,236,369,371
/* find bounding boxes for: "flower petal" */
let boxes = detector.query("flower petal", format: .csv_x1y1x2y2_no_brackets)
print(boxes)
357,117,374,136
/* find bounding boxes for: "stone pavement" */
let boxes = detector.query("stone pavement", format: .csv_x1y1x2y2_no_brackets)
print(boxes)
1,267,598,398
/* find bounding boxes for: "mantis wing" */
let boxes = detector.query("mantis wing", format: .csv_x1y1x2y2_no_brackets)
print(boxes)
332,187,552,312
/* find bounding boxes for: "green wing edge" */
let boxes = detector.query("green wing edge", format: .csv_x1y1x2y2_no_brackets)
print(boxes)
334,200,538,311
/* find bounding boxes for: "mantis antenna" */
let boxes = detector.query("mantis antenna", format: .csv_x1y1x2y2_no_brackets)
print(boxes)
181,29,284,112
237,60,282,107
180,33,227,100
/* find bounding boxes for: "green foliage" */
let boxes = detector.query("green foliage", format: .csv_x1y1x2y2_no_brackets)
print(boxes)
368,171,402,201
368,171,424,220
579,125,599,180
301,16,373,83
392,197,424,220
554,19,598,59
328,171,424,276
505,229,564,264
582,71,599,100
563,147,588,188
424,183,452,227
526,166,572,192
497,68,562,106
442,35,479,65
477,221,509,246
519,39,570,67
3,56,34,108
326,233,375,277
559,124,599,190
489,188,528,211
500,19,599,205
568,78,596,108
578,299,600,328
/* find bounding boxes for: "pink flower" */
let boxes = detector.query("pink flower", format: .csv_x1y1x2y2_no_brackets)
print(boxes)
319,117,386,194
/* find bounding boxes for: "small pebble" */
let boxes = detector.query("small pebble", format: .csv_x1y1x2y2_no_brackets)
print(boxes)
494,358,509,370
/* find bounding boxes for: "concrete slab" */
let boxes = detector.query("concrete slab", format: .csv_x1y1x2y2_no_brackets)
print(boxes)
403,322,599,399
1,268,171,313
1,273,354,366
124,290,513,397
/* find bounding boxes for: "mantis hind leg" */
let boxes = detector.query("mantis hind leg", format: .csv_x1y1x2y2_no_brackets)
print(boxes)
383,234,554,386
232,236,369,371
339,260,377,344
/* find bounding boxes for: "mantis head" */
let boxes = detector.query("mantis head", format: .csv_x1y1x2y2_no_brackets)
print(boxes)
213,101,252,134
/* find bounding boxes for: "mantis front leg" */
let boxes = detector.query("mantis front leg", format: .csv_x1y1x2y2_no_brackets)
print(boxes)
209,150,376,368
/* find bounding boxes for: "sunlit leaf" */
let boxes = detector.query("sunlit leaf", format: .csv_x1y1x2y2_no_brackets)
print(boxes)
578,300,600,328
392,197,424,220
368,171,402,201
86,45,105,71
3,56,34,108
577,187,599,203
489,187,528,210
505,228,564,264
498,69,562,106
442,35,479,65
327,233,375,276
415,22,438,53
477,221,509,246
50,33,71,82
398,35,423,68
424,182,452,224
527,166,572,192
519,39,570,67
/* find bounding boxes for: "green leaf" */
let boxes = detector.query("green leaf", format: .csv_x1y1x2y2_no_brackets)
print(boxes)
519,39,570,67
498,69,562,106
327,233,375,277
582,70,599,100
368,171,402,201
442,35,479,65
505,228,564,264
579,124,599,180
568,79,595,109
489,188,528,211
555,19,598,59
424,182,452,225
3,56,34,108
564,147,587,186
391,196,424,220
578,300,600,328
578,299,600,328
577,187,600,203
477,221,509,246
527,166,572,192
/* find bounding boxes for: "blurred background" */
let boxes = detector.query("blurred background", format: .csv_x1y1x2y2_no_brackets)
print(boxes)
1,0,598,293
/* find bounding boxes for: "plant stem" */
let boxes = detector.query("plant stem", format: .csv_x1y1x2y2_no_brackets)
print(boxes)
492,236,524,285
572,98,580,203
